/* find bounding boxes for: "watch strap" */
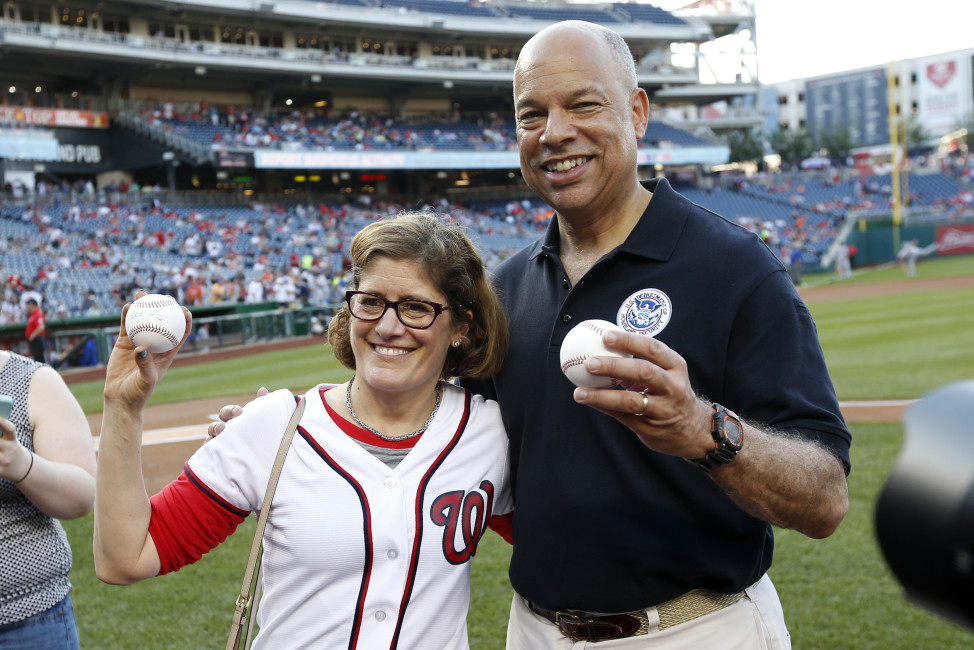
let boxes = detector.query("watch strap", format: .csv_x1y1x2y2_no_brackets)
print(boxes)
693,404,742,473
695,442,739,473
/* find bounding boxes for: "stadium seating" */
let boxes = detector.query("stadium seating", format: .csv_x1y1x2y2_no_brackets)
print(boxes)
5,164,971,320
503,6,623,23
141,105,716,155
378,0,502,18
612,3,688,25
643,122,712,147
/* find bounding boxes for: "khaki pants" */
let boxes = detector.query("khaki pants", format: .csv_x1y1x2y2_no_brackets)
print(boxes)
506,574,790,649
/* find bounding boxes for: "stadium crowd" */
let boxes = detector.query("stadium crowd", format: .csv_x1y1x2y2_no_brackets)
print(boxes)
2,151,972,343
734,154,974,218
0,193,551,326
140,101,519,151
132,101,714,153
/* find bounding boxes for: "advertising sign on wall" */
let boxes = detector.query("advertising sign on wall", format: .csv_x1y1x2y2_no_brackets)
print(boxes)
0,129,58,160
916,54,972,138
936,223,974,255
44,128,114,172
0,107,109,129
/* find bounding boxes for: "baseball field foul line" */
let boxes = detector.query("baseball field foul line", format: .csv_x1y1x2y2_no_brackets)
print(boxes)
839,400,917,407
91,421,214,451
91,401,911,452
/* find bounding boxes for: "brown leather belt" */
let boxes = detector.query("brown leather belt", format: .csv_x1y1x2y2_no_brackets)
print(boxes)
527,588,745,642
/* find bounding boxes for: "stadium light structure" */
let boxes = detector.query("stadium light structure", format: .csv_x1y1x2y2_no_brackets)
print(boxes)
875,380,974,632
162,152,177,196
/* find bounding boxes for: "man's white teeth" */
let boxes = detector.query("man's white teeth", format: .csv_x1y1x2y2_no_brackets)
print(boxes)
376,346,408,356
547,157,586,172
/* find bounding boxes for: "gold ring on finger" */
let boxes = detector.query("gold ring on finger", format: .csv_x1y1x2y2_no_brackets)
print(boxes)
634,393,649,417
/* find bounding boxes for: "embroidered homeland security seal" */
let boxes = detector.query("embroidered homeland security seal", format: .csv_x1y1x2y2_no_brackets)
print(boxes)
617,289,672,337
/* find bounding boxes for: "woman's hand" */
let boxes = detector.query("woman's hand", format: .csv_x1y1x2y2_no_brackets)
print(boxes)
0,417,32,483
103,290,193,412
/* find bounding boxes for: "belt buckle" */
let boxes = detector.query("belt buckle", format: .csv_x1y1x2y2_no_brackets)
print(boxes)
554,611,590,642
554,611,625,643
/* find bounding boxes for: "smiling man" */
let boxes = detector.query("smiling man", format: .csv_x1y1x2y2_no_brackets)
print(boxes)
462,20,852,648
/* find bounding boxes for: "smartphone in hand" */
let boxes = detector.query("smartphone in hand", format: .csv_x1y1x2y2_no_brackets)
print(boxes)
0,395,13,421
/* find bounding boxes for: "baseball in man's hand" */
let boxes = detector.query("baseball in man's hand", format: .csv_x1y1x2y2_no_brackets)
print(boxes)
559,319,632,388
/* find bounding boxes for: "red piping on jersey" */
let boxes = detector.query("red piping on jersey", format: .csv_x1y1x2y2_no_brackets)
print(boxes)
183,464,250,517
298,426,375,650
390,388,472,649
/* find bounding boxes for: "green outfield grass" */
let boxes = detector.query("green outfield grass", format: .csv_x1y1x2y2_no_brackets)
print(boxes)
64,423,974,649
68,344,350,414
814,284,974,400
62,255,974,648
803,251,973,287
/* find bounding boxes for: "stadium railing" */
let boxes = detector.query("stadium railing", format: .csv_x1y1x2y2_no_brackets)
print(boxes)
1,303,336,369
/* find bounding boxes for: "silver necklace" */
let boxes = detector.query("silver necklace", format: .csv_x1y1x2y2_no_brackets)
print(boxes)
345,374,442,441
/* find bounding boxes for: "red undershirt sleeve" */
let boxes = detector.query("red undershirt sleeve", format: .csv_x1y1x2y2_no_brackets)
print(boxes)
488,511,514,545
148,468,250,575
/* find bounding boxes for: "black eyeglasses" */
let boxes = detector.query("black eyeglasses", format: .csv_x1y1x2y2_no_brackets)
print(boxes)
345,290,453,330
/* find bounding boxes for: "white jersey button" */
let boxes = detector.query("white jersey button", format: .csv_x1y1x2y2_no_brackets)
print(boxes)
383,477,397,489
387,549,398,560
375,611,387,621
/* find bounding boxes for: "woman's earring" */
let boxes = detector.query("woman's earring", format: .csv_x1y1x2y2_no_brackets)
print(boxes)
452,340,460,348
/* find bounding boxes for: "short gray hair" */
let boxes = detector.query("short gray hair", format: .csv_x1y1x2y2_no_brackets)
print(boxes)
600,26,638,93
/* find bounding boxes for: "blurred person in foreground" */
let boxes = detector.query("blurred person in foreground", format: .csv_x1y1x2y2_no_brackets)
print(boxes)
0,350,97,648
211,21,851,649
93,212,512,649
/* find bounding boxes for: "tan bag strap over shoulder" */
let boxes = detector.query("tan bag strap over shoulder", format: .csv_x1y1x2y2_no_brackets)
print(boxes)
227,397,306,650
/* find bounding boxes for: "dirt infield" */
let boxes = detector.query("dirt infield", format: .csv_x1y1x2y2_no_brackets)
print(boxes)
80,337,326,494
84,274,969,493
797,274,974,302
95,393,916,496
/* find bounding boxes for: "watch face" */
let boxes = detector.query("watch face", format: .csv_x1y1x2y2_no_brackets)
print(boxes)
724,416,743,447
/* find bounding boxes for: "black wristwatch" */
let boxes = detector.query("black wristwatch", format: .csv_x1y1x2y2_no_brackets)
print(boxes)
693,404,744,473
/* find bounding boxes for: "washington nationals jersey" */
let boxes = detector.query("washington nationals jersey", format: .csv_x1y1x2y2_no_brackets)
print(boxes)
180,383,511,650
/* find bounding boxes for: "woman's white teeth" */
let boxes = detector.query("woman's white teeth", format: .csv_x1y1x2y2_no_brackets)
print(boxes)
547,157,586,172
376,346,408,356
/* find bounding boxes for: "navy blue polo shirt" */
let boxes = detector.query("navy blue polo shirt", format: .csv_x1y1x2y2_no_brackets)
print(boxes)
463,177,851,613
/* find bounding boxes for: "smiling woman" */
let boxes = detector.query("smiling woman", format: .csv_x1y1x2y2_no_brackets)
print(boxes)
339,255,469,438
327,212,508,383
93,211,516,649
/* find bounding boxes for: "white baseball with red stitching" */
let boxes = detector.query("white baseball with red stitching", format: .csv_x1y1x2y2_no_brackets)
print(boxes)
124,294,187,353
559,319,632,388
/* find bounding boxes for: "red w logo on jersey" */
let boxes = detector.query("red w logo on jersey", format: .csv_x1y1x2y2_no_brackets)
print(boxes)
430,481,496,564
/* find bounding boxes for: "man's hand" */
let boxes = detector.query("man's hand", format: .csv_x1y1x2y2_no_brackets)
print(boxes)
570,328,849,538
568,329,713,460
206,387,269,440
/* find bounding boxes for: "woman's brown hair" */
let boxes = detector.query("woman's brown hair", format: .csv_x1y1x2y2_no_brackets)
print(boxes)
328,212,508,379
